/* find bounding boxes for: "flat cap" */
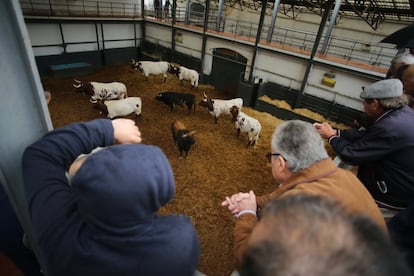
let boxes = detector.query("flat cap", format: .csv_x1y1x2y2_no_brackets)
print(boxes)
360,79,403,99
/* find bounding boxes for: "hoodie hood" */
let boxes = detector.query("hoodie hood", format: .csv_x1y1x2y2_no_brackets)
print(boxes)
71,144,175,233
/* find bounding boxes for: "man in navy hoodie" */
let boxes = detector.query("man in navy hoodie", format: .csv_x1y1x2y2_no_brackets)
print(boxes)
22,118,200,276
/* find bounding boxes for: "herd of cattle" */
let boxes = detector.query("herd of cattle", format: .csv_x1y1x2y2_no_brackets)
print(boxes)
72,60,262,158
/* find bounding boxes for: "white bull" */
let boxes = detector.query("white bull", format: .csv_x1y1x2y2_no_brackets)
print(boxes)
174,66,199,88
199,93,243,124
73,79,127,103
234,110,262,147
132,60,171,81
95,97,142,122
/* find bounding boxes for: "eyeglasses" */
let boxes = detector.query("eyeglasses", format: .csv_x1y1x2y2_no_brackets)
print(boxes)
266,152,283,163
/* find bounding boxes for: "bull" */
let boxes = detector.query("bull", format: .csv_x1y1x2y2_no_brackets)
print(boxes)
199,92,243,123
73,79,127,103
131,60,171,81
155,92,196,114
94,97,142,123
171,120,196,159
170,65,199,88
230,105,262,147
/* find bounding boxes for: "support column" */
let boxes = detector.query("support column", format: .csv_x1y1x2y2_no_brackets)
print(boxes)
266,0,281,42
216,0,224,31
295,0,334,108
248,0,267,82
320,0,341,54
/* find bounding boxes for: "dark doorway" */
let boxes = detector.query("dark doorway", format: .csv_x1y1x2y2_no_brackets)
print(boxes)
210,48,247,98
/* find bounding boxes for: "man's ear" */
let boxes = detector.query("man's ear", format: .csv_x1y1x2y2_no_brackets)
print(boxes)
277,155,288,170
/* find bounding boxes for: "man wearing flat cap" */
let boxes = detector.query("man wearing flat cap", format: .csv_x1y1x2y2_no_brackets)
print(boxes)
314,79,414,217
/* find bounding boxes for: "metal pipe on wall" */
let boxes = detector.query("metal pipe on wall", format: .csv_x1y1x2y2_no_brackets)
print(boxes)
266,0,281,42
320,0,342,55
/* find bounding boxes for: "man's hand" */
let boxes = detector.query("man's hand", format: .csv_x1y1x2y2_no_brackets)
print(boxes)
112,119,142,144
313,122,337,139
221,191,257,216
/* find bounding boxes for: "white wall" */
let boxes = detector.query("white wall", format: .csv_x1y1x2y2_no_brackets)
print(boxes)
26,0,407,112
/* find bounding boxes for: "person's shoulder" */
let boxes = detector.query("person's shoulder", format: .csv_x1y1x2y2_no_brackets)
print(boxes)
156,215,198,236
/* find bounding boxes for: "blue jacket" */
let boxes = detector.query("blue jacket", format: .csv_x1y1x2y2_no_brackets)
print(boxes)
388,203,414,275
22,119,200,276
330,106,414,209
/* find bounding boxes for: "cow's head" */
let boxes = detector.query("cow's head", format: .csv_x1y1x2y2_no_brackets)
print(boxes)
180,130,196,148
155,92,165,102
130,59,139,70
198,93,214,111
230,106,240,122
93,100,109,117
137,62,144,72
169,64,180,77
72,79,84,91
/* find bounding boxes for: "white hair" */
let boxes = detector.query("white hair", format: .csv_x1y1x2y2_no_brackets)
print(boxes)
393,54,414,65
271,120,329,172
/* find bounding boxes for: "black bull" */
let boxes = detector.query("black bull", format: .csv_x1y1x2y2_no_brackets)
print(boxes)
155,92,195,114
171,120,196,158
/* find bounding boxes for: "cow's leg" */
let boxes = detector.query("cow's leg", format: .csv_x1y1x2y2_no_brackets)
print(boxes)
163,73,167,82
187,104,192,114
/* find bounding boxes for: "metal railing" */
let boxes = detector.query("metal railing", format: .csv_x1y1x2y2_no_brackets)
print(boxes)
20,0,141,17
19,0,396,72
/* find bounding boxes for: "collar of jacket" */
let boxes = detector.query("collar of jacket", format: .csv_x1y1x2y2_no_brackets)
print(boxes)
278,158,338,193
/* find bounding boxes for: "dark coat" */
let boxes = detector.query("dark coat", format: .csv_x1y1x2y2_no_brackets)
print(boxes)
330,106,414,209
22,119,200,276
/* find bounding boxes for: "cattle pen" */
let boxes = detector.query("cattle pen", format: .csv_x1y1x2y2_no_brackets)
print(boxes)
1,0,412,275
40,64,339,275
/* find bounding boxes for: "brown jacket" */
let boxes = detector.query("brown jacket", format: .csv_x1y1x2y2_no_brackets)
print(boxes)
233,158,386,269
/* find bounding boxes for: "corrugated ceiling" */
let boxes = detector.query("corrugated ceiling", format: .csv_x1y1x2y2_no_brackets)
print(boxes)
226,0,413,29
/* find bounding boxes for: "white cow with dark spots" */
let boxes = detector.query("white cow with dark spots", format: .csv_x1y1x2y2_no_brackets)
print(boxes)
73,79,127,103
171,65,199,88
230,106,261,147
199,93,243,124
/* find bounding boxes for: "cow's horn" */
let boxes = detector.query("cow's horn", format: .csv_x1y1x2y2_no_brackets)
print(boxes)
73,83,81,88
90,98,98,104
189,131,196,135
74,79,81,83
203,92,207,98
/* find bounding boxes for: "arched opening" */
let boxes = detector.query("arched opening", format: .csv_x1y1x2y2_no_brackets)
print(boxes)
210,48,247,97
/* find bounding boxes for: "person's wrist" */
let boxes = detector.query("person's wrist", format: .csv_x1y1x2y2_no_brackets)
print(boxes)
328,129,338,139
236,209,257,218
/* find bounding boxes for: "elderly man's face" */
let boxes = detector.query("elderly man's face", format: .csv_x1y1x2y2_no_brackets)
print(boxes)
402,66,414,96
269,148,291,186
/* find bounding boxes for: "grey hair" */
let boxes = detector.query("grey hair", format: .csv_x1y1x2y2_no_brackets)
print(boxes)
377,94,408,110
271,120,329,172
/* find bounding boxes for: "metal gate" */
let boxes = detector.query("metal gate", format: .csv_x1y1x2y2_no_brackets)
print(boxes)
210,48,247,97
